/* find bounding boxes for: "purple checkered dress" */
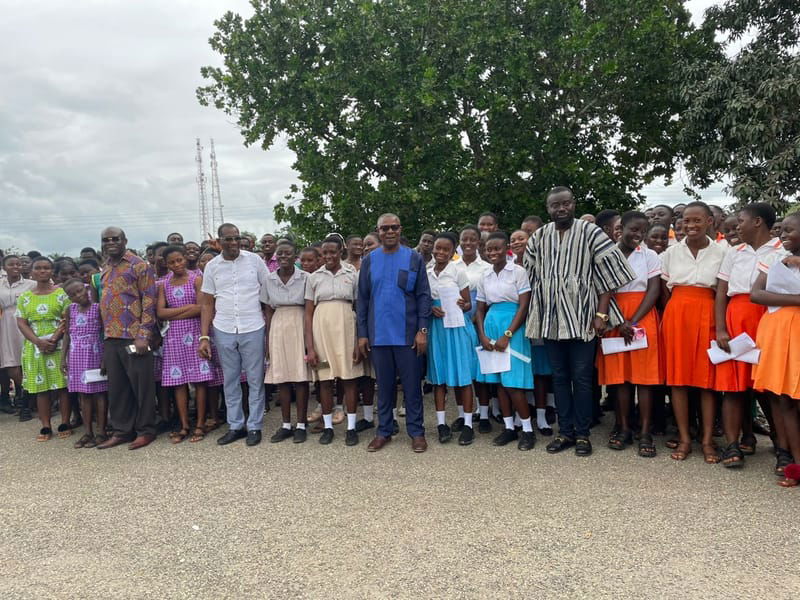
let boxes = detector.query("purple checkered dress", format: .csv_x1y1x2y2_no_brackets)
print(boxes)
161,271,212,386
67,303,107,394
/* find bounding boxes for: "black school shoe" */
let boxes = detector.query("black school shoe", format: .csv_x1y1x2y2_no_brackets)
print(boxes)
478,419,492,434
270,427,294,443
438,424,452,443
450,417,465,433
493,428,518,446
319,428,334,445
518,431,536,451
575,437,592,456
293,428,307,443
345,429,359,446
458,427,474,446
354,418,374,433
545,435,576,454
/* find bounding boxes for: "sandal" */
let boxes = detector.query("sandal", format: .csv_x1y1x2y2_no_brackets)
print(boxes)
739,434,757,456
777,477,799,488
774,448,793,476
204,419,221,433
170,428,189,444
74,433,94,449
37,427,53,442
721,441,744,469
83,435,99,448
670,441,692,461
57,423,73,439
665,438,680,450
638,434,657,458
702,443,721,464
607,430,632,451
189,427,205,443
93,434,108,446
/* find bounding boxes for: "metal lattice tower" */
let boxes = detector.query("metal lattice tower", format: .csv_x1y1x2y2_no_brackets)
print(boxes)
209,138,225,232
196,138,211,240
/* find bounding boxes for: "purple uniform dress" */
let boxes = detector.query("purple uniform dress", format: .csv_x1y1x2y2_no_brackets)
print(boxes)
161,271,213,386
67,303,108,394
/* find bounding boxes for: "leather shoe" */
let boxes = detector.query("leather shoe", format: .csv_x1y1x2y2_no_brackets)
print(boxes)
411,436,427,453
96,435,131,450
367,436,391,452
246,430,262,446
128,435,155,450
546,435,576,454
217,428,247,445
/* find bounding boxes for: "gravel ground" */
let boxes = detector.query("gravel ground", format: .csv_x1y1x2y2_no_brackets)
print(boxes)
1,400,797,600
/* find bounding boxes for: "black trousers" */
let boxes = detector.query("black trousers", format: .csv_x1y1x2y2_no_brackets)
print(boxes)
104,338,157,438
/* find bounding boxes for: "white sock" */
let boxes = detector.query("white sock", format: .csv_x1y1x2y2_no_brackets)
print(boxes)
537,408,548,429
458,405,465,418
296,423,306,430
514,412,521,427
436,410,446,426
521,417,533,433
491,397,501,416
503,416,514,430
479,405,489,419
392,408,398,420
323,414,333,429
282,422,291,430
547,393,556,408
347,413,356,430
464,412,473,428
363,405,374,422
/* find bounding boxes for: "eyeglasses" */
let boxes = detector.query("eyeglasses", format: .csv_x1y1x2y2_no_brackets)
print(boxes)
220,236,243,243
101,236,122,243
379,224,401,232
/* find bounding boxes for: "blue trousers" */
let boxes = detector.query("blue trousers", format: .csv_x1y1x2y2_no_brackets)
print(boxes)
372,345,425,438
544,338,597,439
213,326,266,432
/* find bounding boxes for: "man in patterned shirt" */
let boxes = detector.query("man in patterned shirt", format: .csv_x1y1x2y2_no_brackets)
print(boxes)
96,227,158,450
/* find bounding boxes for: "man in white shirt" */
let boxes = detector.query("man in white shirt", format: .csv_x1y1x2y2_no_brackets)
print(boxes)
199,223,270,446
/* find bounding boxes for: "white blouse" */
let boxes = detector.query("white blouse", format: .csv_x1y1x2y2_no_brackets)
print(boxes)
718,238,784,296
461,256,491,292
660,238,726,289
426,261,469,300
617,246,661,293
476,262,531,305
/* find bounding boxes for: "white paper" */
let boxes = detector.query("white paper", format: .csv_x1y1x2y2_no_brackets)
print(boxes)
765,261,800,313
475,346,511,374
735,349,761,365
707,333,758,365
439,287,464,329
81,369,108,383
601,334,648,355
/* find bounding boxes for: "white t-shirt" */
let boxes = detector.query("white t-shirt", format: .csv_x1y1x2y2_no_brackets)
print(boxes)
201,250,269,334
717,238,784,296
426,260,469,300
660,238,726,289
617,245,661,293
476,262,531,305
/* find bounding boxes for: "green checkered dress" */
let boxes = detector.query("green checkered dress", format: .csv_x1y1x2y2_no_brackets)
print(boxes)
16,289,70,394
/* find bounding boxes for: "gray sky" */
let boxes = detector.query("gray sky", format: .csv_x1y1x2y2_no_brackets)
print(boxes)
0,0,724,255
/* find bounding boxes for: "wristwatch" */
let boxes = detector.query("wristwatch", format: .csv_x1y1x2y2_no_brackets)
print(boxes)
595,312,610,323
504,330,514,338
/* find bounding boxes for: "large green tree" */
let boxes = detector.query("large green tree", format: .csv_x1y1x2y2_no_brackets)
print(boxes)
679,0,800,212
199,0,716,241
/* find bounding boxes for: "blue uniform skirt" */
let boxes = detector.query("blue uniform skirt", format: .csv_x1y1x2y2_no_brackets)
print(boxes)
475,302,534,390
428,300,477,387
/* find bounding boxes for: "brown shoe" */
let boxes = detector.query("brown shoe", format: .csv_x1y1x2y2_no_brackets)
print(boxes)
411,436,427,453
128,435,155,450
367,436,391,452
96,435,130,450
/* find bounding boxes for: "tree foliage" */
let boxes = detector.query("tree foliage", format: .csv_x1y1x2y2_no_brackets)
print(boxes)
199,0,716,241
679,0,800,212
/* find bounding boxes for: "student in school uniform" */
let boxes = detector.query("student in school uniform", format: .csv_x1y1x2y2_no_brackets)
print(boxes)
660,201,727,463
750,212,800,487
426,232,477,445
305,236,364,446
597,211,663,457
262,240,311,444
714,203,783,467
475,232,535,451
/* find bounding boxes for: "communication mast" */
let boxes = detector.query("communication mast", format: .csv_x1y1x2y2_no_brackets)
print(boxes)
209,138,225,232
196,138,211,240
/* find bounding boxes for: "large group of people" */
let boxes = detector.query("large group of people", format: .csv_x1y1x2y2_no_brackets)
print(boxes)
1,187,799,488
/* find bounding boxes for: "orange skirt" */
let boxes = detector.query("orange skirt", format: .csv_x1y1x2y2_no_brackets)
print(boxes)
662,286,716,388
597,292,663,386
753,306,800,399
714,295,765,392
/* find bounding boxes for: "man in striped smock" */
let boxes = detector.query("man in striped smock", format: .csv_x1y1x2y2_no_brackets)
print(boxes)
524,187,634,457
